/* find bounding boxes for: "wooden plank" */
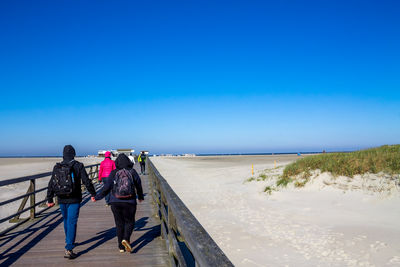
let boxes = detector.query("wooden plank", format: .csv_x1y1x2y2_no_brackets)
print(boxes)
0,164,169,266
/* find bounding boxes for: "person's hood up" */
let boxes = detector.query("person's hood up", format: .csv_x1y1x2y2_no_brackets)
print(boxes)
115,154,133,169
105,151,111,158
63,145,76,161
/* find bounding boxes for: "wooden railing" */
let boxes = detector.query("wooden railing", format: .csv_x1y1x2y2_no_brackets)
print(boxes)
148,159,234,267
0,163,100,236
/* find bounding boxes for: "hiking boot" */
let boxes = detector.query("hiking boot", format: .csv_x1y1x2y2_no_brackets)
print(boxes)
64,250,77,259
121,240,132,253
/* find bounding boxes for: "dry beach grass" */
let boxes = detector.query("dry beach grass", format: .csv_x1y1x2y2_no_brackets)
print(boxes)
278,145,400,187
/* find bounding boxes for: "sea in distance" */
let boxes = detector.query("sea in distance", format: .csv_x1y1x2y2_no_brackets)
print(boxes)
0,150,355,158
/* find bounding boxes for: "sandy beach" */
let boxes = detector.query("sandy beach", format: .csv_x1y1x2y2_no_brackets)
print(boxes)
0,157,101,232
151,155,400,267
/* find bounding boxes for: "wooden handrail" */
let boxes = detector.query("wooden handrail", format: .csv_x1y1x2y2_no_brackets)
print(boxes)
148,159,234,267
0,164,99,187
0,187,47,207
0,163,100,236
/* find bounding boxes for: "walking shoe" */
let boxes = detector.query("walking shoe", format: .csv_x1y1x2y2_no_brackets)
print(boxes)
121,240,132,253
119,249,125,253
64,250,77,259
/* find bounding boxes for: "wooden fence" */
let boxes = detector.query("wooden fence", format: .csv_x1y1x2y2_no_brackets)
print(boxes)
0,163,99,236
148,159,234,267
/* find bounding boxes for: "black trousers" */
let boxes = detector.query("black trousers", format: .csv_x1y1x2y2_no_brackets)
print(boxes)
111,202,137,249
140,162,146,173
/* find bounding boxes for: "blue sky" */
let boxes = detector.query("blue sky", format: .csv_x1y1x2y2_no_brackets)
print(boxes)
1,0,399,156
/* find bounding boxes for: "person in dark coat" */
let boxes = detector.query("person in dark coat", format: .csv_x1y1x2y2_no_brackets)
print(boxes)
138,151,147,175
94,153,144,253
47,145,97,259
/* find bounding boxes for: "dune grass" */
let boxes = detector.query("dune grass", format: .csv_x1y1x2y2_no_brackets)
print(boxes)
277,145,400,187
246,173,268,182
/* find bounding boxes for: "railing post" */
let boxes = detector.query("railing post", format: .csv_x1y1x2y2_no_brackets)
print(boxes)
95,165,99,181
89,166,93,180
30,179,35,220
9,186,30,223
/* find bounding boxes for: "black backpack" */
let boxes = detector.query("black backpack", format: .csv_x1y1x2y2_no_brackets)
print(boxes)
112,169,135,199
52,161,75,196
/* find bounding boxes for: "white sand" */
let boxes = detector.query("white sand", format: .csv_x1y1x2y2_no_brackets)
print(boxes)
151,155,400,267
0,157,101,232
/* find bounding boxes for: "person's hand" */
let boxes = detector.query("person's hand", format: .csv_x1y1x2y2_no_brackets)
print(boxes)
47,202,55,207
91,196,96,202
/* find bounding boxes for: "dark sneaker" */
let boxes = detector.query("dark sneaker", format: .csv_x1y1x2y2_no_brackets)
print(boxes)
121,240,132,253
64,250,77,259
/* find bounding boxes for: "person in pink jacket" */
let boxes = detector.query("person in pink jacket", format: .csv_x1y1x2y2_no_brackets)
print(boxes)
98,151,116,205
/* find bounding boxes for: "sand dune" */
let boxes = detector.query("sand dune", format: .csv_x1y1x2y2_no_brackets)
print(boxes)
151,155,400,267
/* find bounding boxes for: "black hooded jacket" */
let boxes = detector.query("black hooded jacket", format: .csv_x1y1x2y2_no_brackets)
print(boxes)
95,154,144,205
47,145,96,204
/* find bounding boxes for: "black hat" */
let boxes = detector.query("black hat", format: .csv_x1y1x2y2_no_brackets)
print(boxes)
115,153,133,169
63,145,76,161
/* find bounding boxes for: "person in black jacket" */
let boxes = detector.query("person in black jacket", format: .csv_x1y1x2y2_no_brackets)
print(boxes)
138,151,147,175
94,153,144,253
47,145,96,259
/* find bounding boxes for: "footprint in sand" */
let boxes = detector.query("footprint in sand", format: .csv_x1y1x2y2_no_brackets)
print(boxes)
388,256,400,264
369,241,387,252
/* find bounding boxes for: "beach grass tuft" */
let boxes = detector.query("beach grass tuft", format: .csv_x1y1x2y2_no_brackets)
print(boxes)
246,177,256,182
279,144,400,187
263,186,274,194
258,173,267,181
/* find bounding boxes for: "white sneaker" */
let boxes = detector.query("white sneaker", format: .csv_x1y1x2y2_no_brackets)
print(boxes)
121,240,132,253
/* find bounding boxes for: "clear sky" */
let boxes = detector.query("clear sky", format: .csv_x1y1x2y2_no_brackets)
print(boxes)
1,0,399,156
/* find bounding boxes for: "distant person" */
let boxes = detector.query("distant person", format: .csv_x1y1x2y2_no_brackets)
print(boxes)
138,151,147,175
46,145,96,259
94,154,144,253
98,151,116,206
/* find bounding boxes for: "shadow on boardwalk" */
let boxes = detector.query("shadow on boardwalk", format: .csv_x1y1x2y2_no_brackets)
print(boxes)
132,217,161,253
0,209,64,266
76,227,117,257
0,195,93,266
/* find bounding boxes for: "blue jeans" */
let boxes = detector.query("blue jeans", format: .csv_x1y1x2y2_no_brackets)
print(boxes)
59,203,80,251
101,178,111,204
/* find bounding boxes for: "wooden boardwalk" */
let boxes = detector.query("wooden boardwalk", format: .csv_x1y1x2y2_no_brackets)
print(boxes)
0,164,169,267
